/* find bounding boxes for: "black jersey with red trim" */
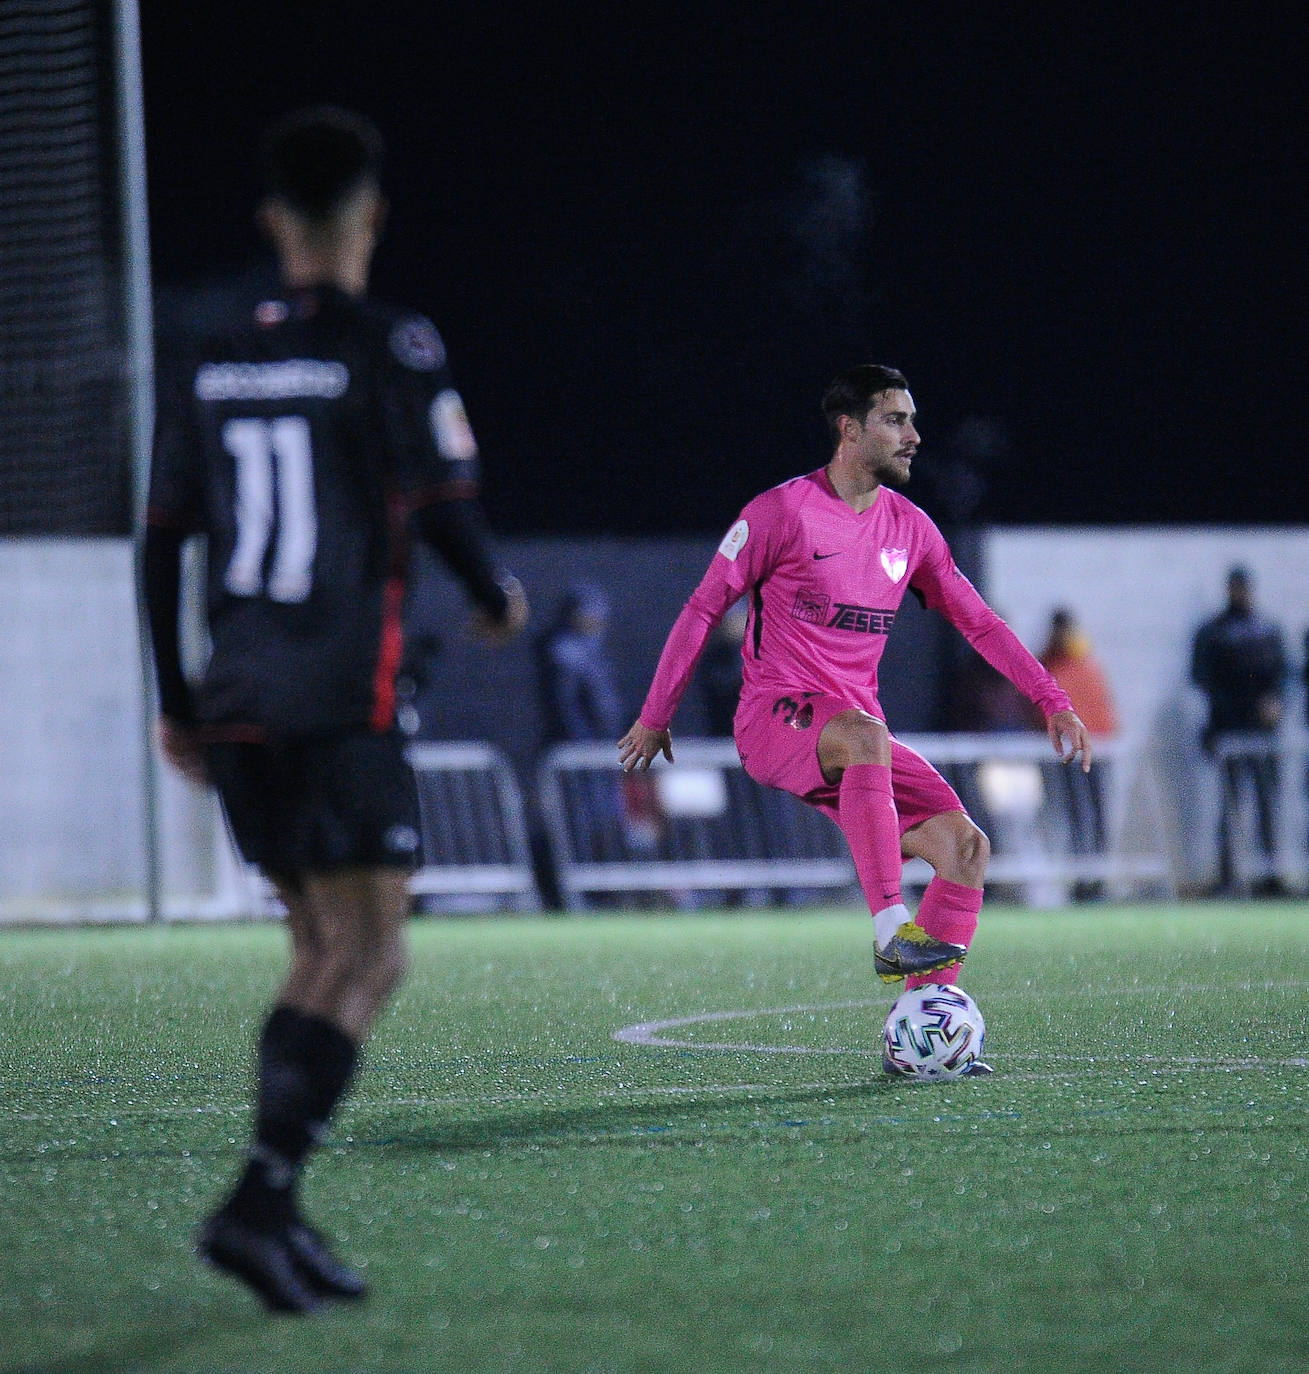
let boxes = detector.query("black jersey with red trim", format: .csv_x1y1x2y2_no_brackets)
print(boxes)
147,284,504,736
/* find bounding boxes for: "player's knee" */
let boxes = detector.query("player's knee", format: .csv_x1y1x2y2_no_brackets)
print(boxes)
954,821,990,885
819,711,890,776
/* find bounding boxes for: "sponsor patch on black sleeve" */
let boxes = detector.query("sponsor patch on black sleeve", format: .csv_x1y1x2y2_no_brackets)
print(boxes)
430,389,478,460
389,316,447,372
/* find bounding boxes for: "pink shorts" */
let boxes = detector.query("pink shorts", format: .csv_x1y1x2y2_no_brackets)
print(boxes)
733,690,965,832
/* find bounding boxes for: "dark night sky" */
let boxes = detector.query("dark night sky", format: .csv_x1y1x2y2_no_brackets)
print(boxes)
140,6,1305,535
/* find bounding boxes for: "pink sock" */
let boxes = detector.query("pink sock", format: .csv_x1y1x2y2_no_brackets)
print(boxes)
837,763,903,913
906,877,983,988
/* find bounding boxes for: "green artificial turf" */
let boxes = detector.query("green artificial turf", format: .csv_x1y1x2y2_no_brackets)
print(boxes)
1,903,1306,1373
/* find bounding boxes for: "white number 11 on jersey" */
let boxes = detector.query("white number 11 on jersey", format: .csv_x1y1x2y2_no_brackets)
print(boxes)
221,416,317,603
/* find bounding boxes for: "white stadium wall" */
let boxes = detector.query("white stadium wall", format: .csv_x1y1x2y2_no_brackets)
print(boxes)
0,539,243,921
985,526,1309,888
0,540,149,917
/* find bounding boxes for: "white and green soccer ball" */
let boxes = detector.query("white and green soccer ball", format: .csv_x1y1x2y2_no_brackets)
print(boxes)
883,985,986,1080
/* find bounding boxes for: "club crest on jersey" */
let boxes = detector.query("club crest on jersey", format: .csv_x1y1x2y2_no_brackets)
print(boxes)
718,519,749,561
880,547,909,583
792,590,830,624
389,316,447,372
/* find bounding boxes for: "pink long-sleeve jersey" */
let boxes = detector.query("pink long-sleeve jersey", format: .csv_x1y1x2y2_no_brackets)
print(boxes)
639,467,1071,731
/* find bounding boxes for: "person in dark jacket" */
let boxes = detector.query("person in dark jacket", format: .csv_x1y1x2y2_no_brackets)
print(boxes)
1191,566,1287,895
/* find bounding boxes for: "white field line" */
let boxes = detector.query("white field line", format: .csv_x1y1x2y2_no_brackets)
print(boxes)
613,1000,1309,1071
614,1000,884,1055
8,984,1307,1131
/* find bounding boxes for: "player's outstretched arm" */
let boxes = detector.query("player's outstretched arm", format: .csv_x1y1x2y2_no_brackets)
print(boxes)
1048,709,1093,773
618,719,674,772
141,523,208,784
410,500,527,645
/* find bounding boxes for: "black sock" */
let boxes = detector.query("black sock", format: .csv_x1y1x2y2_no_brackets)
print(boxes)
225,1007,359,1229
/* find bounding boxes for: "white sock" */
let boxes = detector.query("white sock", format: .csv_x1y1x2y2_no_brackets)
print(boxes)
873,902,911,948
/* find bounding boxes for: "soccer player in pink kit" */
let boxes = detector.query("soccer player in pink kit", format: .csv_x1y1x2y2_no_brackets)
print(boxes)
619,365,1092,1071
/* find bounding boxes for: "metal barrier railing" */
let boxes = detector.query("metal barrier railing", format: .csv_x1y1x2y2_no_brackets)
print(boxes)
537,738,855,910
223,740,540,918
893,733,1173,900
406,741,540,911
537,734,1176,910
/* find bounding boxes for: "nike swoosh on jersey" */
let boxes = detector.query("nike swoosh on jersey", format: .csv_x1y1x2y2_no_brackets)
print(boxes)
812,550,842,560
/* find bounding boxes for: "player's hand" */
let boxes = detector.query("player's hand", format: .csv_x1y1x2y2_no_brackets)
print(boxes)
158,716,208,786
1047,709,1092,773
618,719,674,772
469,576,529,645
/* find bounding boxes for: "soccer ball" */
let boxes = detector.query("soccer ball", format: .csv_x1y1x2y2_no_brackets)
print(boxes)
882,985,986,1081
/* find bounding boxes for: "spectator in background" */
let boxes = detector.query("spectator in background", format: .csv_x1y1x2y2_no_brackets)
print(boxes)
534,583,624,746
1037,608,1119,899
534,584,629,885
1038,609,1118,738
1191,566,1288,896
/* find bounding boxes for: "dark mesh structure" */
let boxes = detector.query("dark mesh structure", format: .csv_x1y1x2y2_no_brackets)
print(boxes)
0,0,132,535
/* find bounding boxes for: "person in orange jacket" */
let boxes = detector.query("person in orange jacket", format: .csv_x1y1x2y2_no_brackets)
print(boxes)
1038,608,1118,738
1036,608,1118,896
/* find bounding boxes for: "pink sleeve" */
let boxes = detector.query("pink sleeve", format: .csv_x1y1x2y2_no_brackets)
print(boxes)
639,498,775,730
913,524,1073,719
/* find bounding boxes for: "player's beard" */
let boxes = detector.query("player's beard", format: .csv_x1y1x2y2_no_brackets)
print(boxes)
877,453,913,487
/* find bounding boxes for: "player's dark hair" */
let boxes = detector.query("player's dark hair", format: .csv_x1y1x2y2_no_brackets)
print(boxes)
822,364,909,449
261,106,384,223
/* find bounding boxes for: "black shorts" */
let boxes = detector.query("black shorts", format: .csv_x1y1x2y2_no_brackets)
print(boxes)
207,730,421,878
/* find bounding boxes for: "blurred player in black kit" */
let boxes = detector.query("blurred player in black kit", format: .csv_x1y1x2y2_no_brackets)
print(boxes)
142,107,528,1314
